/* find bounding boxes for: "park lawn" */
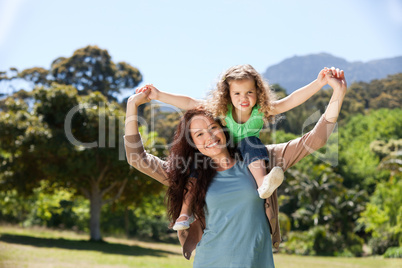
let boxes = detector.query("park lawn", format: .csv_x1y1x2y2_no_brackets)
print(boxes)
1,225,401,268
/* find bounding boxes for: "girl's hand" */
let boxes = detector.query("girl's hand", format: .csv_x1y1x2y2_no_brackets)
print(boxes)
135,84,160,100
128,87,151,107
317,67,332,87
327,67,347,93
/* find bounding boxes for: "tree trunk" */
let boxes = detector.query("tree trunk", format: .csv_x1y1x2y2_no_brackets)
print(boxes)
124,207,130,238
89,182,103,241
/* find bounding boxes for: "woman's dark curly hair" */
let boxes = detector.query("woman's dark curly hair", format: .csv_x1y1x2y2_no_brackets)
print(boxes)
165,106,238,228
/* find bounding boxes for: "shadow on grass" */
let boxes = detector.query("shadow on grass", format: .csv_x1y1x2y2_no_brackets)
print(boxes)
0,233,180,257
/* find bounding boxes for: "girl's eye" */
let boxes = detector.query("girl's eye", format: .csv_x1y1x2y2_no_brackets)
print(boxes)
197,133,203,137
211,126,217,129
234,93,239,95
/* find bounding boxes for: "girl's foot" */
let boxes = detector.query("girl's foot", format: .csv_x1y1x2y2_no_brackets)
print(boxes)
258,167,284,199
172,214,195,231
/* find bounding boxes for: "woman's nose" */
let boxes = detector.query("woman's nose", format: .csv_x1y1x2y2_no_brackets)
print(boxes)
207,130,214,137
206,130,216,139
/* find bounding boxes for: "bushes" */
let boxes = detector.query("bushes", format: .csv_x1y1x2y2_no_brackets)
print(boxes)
0,181,90,231
284,226,341,256
384,247,402,258
358,178,402,255
368,236,399,256
283,226,364,256
284,230,315,255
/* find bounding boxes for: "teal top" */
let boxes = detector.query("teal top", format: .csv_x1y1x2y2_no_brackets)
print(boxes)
224,105,264,144
193,161,274,268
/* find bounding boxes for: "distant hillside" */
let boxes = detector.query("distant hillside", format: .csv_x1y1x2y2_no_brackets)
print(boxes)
263,53,402,93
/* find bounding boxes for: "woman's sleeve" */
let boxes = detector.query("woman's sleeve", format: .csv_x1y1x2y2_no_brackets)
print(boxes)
267,115,337,171
124,134,170,186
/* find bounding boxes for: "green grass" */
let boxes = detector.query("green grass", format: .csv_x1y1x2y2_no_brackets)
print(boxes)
1,225,401,268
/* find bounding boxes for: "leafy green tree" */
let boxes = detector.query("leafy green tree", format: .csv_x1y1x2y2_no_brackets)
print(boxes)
1,45,142,101
0,97,50,193
338,109,402,189
370,139,402,178
284,164,344,228
141,103,182,145
0,83,166,241
358,178,402,254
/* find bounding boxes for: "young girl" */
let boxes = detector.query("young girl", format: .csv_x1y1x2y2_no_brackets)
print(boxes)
136,64,332,230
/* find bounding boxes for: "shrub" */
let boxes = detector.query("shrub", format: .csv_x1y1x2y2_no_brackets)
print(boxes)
340,232,364,257
284,231,315,255
384,247,402,258
309,226,343,256
284,226,363,256
368,235,399,255
279,212,291,240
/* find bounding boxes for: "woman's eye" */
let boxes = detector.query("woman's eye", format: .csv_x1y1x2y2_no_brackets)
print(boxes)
197,133,203,137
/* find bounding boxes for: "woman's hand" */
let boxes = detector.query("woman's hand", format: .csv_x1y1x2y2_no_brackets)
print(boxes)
323,67,347,123
327,67,347,93
125,88,151,136
135,84,160,101
128,87,152,107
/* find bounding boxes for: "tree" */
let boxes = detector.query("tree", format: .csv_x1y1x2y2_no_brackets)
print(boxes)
370,139,402,178
0,97,49,193
1,45,142,101
338,109,402,189
358,178,402,254
141,103,182,145
0,84,166,241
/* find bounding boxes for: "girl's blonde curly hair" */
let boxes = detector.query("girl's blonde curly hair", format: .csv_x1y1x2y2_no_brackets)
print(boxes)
206,64,277,124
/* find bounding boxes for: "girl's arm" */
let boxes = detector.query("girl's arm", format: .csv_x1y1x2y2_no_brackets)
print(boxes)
136,84,201,110
270,68,330,115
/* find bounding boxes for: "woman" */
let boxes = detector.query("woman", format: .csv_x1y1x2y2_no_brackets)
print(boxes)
125,68,347,267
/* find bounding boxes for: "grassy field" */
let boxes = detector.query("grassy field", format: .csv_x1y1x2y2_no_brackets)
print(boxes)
1,225,401,268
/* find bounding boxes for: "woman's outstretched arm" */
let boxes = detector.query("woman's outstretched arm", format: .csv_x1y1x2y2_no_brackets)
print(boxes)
323,67,347,123
125,88,170,186
267,67,347,171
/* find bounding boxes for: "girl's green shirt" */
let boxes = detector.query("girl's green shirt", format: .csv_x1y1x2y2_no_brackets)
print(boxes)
224,105,264,144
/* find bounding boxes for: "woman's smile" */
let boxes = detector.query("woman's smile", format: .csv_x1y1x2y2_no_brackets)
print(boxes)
190,115,228,158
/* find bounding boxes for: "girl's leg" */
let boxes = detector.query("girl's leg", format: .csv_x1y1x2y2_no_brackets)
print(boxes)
238,136,284,199
248,160,284,199
248,159,267,187
173,177,196,230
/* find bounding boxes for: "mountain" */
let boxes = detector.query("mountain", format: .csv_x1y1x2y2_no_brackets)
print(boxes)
262,53,402,93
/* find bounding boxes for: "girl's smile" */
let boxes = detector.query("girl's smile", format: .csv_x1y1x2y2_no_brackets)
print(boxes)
229,79,257,122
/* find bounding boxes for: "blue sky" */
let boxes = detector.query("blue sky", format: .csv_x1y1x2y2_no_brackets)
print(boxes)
0,0,401,99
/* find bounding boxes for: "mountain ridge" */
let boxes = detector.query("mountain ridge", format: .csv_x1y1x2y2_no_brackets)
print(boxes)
262,53,402,93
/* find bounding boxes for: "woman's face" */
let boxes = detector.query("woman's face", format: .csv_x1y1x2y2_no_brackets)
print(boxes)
189,115,227,158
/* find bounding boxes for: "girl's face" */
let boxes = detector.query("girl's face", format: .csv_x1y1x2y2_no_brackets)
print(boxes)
189,115,228,158
229,79,257,115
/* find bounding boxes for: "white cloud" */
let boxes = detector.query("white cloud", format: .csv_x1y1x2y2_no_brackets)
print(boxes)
0,0,25,47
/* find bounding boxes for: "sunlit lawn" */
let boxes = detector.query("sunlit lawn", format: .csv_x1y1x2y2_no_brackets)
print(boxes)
1,225,401,268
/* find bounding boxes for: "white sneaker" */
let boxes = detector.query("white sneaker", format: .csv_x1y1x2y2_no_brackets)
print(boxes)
258,167,284,199
172,214,195,231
